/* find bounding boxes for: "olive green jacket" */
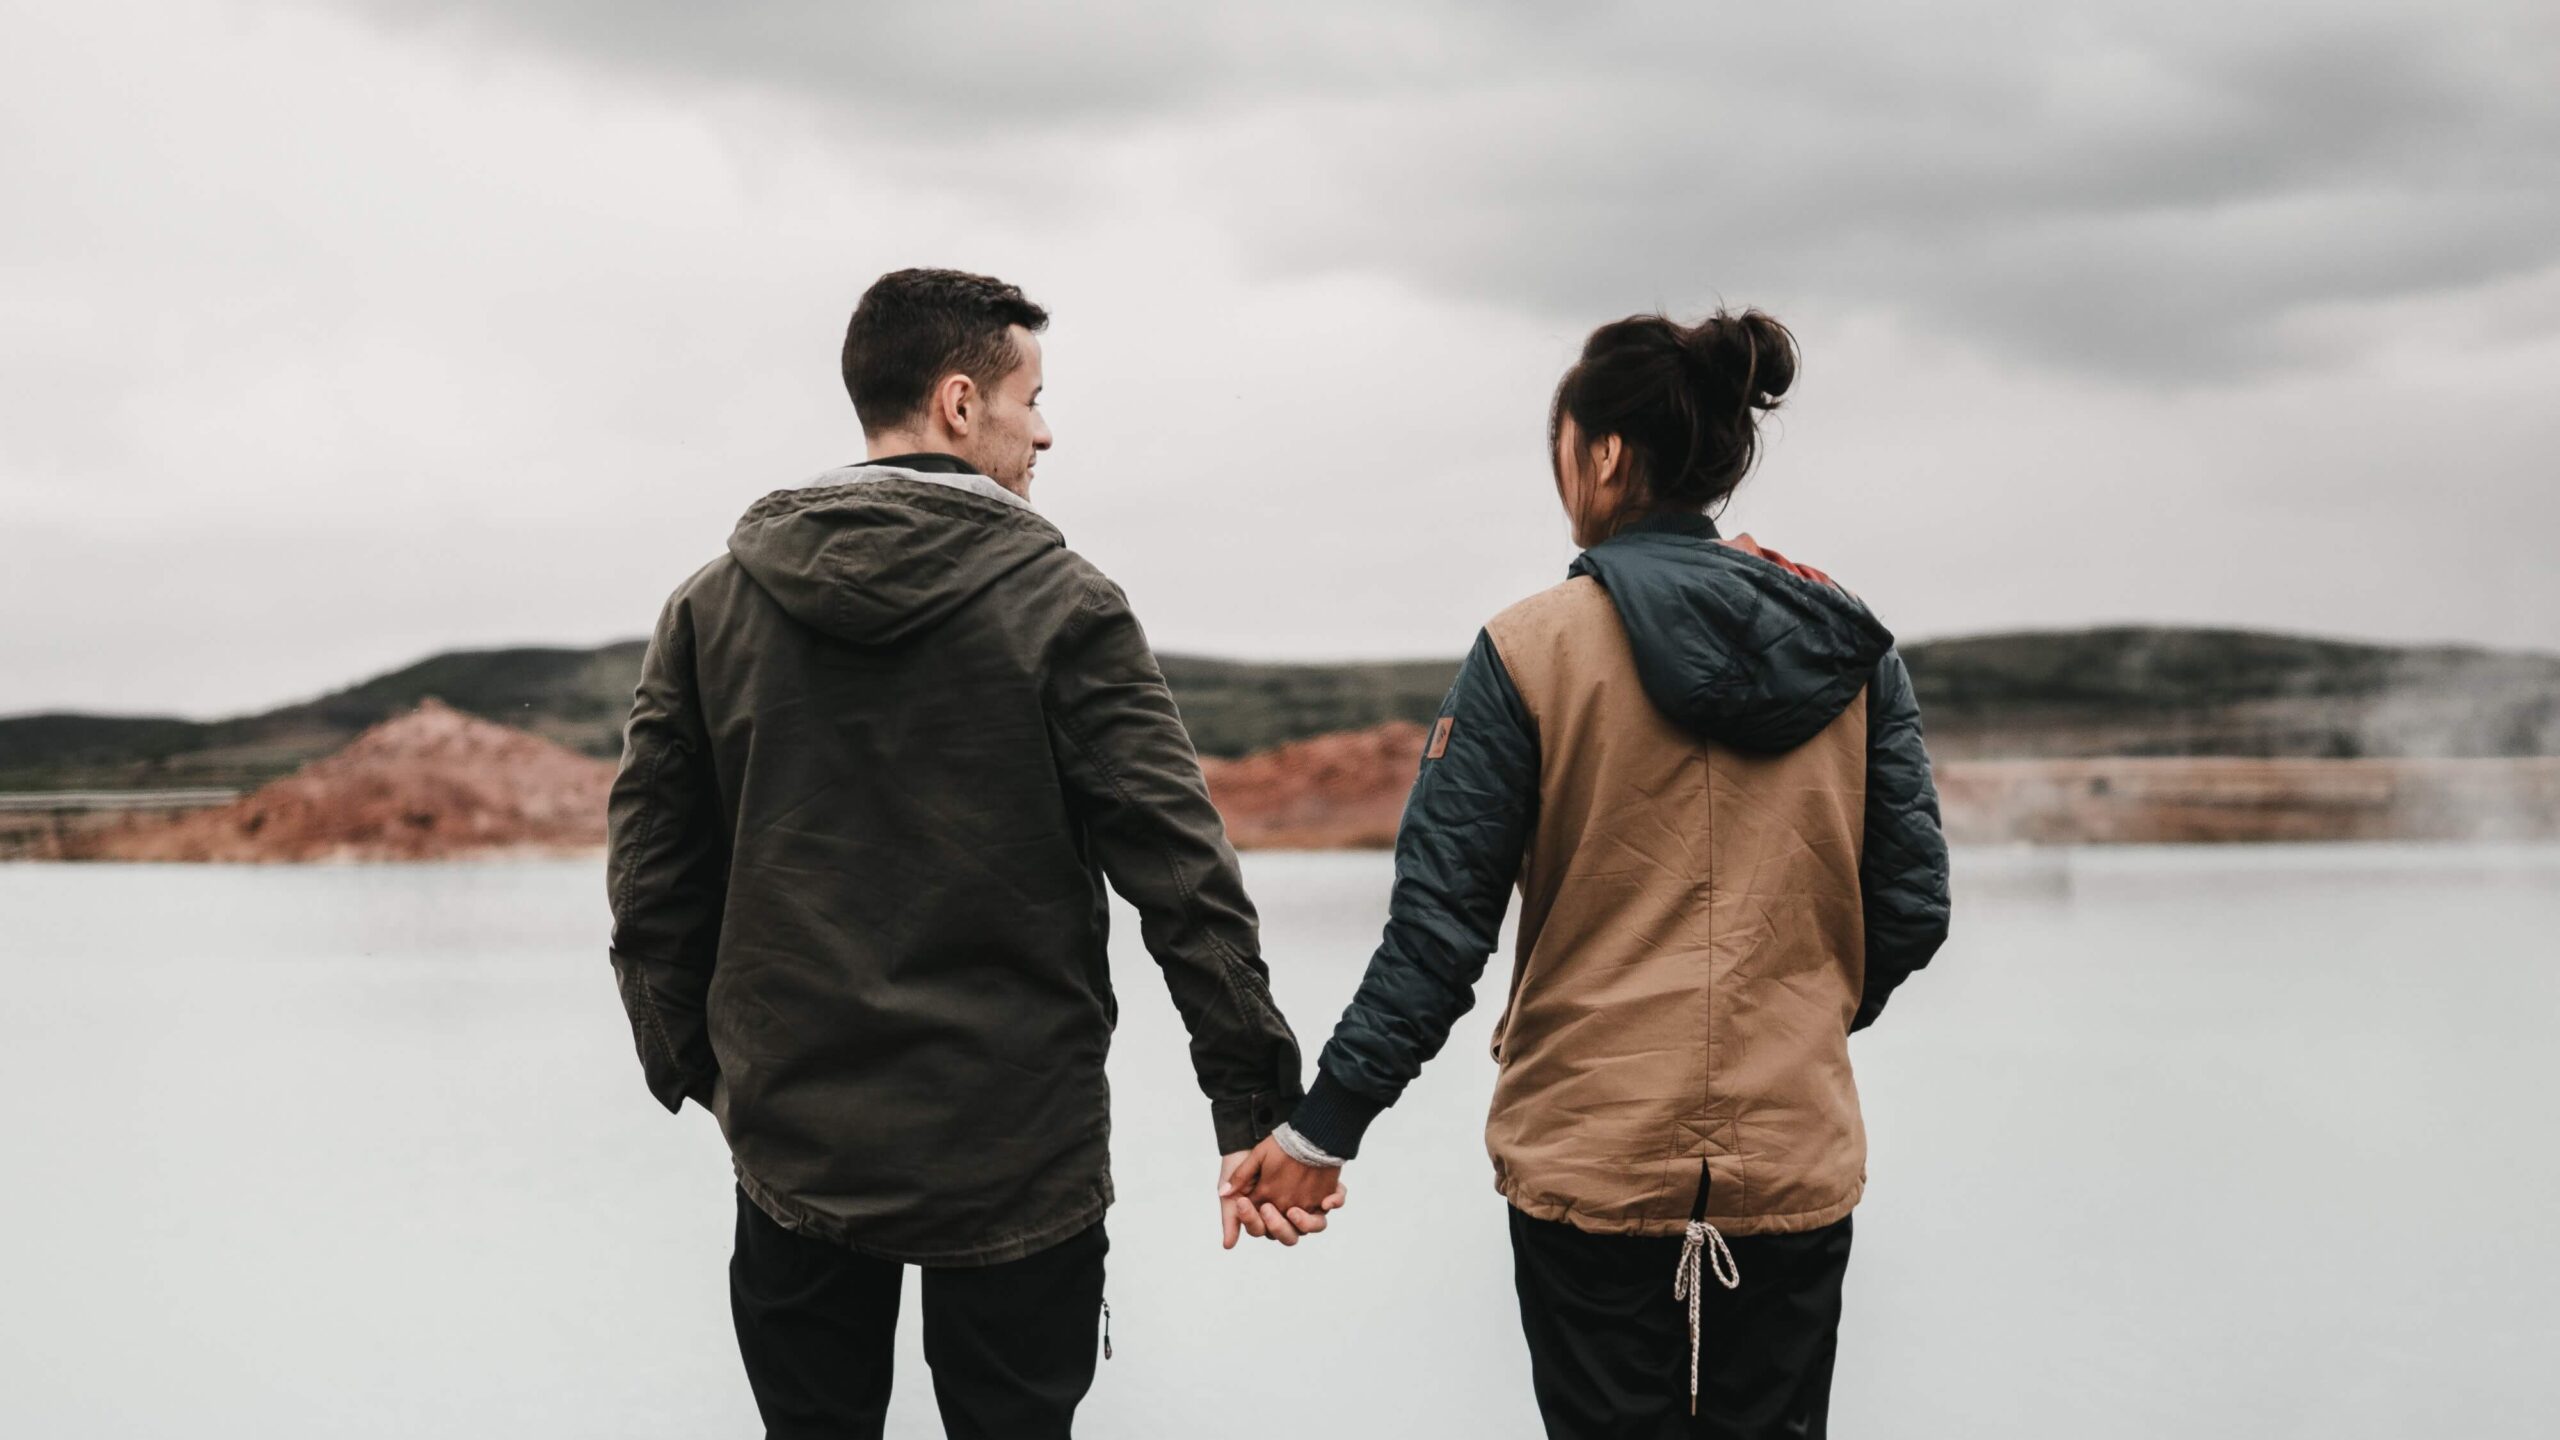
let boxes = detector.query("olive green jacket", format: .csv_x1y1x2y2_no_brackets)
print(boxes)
607,461,1303,1265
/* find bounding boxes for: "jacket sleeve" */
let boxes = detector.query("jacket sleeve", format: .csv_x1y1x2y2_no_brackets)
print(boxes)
606,590,730,1113
1288,630,1537,1161
1854,647,1950,1031
1046,575,1304,1155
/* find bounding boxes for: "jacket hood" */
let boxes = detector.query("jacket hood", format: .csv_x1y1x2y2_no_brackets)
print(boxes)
728,467,1063,646
1569,515,1894,752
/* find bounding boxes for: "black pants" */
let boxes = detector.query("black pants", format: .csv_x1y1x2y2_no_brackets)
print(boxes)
1510,1205,1852,1440
729,1188,1107,1440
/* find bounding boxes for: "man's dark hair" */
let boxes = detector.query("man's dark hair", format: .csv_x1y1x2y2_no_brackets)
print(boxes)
842,269,1049,434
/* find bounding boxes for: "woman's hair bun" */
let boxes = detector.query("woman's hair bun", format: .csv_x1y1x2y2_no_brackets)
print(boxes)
1680,308,1797,412
1551,304,1801,516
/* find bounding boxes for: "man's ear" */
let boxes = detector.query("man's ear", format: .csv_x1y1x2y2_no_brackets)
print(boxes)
933,372,977,437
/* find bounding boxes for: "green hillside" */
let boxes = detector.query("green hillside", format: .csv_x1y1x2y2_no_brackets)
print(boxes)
1909,627,2560,759
0,642,1459,789
0,645,648,791
5,626,2556,791
1155,654,1461,758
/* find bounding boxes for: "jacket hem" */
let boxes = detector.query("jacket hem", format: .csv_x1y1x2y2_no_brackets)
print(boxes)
735,1162,1115,1268
1492,1172,1863,1239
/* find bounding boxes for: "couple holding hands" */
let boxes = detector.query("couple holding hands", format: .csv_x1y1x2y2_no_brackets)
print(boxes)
607,267,1950,1439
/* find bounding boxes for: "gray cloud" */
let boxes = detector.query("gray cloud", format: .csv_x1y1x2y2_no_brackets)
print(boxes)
5,0,2557,719
327,0,2560,380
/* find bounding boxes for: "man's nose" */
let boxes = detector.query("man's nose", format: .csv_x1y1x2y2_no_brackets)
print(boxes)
1033,421,1054,450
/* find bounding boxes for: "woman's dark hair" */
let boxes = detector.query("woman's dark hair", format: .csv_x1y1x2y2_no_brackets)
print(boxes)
842,268,1049,434
1549,308,1798,515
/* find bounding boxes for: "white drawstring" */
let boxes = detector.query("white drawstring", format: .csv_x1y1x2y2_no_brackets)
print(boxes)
1672,1219,1741,1416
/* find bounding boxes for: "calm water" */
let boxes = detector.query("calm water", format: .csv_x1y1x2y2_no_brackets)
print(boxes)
3,847,2557,1437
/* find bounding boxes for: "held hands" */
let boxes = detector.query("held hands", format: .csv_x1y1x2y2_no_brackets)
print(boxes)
1217,1136,1347,1249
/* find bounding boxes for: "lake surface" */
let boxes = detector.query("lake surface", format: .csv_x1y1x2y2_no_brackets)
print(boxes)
3,847,2557,1437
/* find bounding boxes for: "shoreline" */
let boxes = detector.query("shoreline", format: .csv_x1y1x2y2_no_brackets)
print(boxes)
11,753,2557,862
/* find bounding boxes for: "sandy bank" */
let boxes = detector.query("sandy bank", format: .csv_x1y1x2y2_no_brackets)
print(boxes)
1938,755,2560,844
1198,728,2560,849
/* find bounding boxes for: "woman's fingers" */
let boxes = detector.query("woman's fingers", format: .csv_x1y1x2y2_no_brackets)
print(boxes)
1259,1202,1300,1246
1219,1150,1261,1200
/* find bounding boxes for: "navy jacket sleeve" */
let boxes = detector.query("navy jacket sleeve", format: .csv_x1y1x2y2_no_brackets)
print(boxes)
1289,630,1539,1160
1854,647,1950,1031
606,590,731,1112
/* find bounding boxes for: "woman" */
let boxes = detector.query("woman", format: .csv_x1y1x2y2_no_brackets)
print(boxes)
1228,309,1952,1437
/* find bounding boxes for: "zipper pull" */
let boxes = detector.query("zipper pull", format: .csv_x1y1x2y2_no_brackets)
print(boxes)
1101,1296,1113,1360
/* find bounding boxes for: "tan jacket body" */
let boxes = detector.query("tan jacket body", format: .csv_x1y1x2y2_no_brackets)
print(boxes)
1485,577,1869,1237
1287,516,1949,1242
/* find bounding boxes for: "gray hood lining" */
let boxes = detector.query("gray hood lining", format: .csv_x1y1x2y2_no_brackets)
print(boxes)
796,462,1033,512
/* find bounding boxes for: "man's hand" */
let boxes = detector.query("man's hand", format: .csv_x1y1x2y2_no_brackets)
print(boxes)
1219,1134,1345,1247
1217,1150,1338,1248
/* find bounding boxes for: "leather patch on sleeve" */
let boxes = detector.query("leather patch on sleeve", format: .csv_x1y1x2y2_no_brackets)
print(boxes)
1427,715,1455,759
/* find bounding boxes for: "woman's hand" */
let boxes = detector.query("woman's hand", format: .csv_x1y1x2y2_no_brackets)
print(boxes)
1219,1135,1346,1247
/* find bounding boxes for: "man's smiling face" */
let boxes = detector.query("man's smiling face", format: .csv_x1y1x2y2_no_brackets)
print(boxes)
963,326,1051,496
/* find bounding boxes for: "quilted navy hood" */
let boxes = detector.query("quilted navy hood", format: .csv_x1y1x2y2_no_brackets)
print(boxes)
1569,513,1894,752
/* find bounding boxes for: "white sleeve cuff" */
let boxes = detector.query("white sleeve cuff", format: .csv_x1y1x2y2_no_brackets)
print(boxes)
1271,1121,1346,1170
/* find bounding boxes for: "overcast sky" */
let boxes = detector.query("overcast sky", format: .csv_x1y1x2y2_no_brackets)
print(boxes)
4,0,2556,717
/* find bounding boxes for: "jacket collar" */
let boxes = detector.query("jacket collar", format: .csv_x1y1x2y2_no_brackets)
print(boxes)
1615,510,1722,543
866,451,980,476
796,454,1032,512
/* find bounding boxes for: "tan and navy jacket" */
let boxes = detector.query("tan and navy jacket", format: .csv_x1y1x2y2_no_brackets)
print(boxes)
1289,512,1950,1238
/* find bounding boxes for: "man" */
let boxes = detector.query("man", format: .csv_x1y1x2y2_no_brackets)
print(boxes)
606,268,1330,1439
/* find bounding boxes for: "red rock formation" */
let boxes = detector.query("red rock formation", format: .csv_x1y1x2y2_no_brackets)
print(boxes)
1202,730,2560,849
80,700,612,862
1199,722,1425,850
64,702,2552,864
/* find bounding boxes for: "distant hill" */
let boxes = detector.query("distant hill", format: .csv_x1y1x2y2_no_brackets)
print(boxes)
1910,627,2560,760
0,643,649,791
0,641,1455,789
1156,654,1460,759
5,626,2557,790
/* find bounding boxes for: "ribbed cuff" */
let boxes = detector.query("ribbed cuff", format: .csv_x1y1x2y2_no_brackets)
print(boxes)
1285,1069,1390,1161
